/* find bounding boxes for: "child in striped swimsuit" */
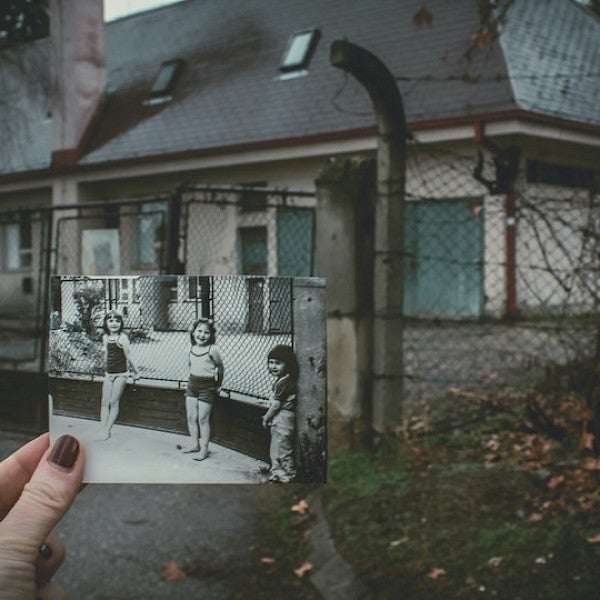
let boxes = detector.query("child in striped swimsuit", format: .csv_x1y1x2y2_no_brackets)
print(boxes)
181,318,224,461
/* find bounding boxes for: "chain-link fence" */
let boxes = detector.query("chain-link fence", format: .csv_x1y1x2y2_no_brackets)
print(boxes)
0,207,51,366
402,141,599,403
0,185,315,376
49,275,294,403
1,161,598,409
181,185,315,278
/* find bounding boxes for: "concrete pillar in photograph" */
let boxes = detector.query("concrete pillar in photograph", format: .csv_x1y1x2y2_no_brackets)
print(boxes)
315,156,376,451
138,276,170,331
293,277,327,482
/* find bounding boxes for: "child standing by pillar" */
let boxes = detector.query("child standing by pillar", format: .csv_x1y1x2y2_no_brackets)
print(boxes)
261,344,299,483
99,310,138,440
181,318,224,461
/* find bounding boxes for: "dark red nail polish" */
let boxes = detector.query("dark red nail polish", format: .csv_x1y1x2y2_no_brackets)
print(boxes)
49,435,79,470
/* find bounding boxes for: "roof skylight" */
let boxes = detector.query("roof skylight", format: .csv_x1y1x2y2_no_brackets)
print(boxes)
146,59,184,104
280,29,320,73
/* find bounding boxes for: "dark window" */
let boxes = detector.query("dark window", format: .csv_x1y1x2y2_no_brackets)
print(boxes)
527,160,594,190
239,181,268,212
280,29,320,73
103,204,119,228
150,59,184,98
240,227,268,275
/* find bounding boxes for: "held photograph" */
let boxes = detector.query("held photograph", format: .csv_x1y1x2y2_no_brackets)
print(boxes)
48,274,327,484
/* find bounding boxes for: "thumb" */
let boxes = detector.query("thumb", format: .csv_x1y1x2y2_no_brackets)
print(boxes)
0,435,84,560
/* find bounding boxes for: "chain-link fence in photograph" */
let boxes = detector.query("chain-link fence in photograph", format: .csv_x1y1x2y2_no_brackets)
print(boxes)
49,275,294,403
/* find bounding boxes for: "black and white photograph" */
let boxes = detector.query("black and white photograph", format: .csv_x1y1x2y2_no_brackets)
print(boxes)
48,274,327,484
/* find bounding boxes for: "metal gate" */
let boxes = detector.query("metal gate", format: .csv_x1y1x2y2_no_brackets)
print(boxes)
0,184,316,374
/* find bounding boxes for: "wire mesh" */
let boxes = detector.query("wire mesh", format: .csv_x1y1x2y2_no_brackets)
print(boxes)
181,186,315,278
402,140,599,403
0,208,49,365
48,275,293,403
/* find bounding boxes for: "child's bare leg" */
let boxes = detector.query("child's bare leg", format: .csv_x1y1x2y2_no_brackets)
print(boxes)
181,396,200,452
97,378,113,440
194,400,212,461
105,375,126,438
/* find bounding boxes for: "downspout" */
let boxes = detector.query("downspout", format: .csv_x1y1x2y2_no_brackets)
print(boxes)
330,40,407,434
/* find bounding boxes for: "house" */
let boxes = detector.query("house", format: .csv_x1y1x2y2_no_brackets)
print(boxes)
0,0,599,439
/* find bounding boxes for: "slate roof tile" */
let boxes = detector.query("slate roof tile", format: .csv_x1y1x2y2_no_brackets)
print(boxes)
0,0,597,176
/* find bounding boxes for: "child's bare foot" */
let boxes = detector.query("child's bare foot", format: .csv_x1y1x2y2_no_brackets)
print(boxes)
193,449,210,461
177,444,200,453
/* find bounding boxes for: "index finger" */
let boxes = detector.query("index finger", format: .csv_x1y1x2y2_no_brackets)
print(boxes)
0,433,50,520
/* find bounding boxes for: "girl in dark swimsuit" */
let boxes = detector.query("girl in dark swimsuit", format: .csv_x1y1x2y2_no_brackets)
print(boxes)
98,310,138,440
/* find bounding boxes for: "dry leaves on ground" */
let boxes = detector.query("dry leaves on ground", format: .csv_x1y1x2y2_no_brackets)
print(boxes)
160,560,186,581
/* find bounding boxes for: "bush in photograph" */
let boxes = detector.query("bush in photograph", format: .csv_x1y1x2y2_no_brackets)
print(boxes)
72,286,103,336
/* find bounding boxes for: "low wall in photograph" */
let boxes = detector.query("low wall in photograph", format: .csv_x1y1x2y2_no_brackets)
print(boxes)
49,379,270,462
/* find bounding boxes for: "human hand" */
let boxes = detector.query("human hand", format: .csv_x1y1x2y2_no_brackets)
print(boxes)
261,417,270,429
0,433,85,599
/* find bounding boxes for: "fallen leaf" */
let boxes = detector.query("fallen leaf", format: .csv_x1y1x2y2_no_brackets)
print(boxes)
412,6,433,28
389,537,409,548
160,560,186,581
427,567,446,579
260,556,276,565
528,512,543,522
547,475,565,490
535,556,547,565
291,499,310,515
583,457,600,471
587,533,600,544
294,561,313,577
487,556,503,568
580,432,595,451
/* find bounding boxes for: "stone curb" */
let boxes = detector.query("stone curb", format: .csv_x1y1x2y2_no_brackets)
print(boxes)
307,489,370,599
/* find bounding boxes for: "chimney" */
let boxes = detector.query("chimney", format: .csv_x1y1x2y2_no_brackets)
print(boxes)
50,0,106,166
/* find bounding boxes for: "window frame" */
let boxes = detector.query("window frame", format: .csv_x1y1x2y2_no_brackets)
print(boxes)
3,218,33,272
279,29,321,73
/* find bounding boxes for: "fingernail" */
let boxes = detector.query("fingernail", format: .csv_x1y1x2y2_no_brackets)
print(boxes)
49,435,79,471
39,543,53,560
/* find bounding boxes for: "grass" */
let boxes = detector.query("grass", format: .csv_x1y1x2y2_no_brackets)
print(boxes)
320,387,600,599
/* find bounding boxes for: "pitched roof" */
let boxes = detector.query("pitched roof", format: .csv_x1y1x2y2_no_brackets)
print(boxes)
0,0,598,176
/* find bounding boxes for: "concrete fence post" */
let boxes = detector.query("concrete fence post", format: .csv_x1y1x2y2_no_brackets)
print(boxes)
315,156,376,451
293,277,328,482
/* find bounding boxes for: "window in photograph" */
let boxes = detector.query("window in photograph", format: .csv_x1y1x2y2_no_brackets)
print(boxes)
117,278,140,303
167,275,179,302
187,276,212,315
5,218,32,271
280,29,320,73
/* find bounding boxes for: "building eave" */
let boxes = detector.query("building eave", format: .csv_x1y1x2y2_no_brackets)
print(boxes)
1,109,599,191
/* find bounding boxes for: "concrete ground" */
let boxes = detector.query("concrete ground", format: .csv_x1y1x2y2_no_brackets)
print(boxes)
0,429,286,598
50,413,268,484
0,429,359,599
